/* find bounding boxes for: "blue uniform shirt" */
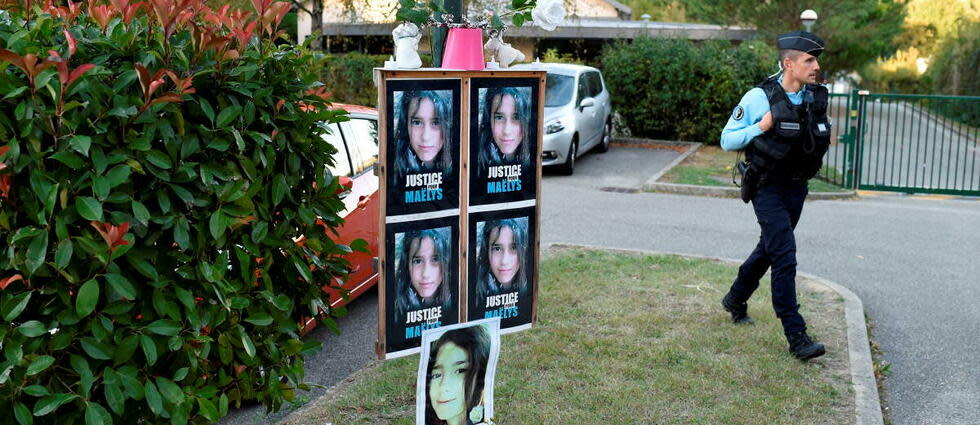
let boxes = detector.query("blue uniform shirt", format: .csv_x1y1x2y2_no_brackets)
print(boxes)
720,78,807,151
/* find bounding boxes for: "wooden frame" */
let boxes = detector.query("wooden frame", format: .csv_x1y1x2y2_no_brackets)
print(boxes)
376,69,546,359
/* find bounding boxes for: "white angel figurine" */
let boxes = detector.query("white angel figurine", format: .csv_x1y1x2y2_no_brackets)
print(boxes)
392,23,422,69
484,35,525,68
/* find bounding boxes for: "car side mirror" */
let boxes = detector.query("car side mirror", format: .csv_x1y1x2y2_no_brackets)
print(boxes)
336,175,354,195
579,97,595,110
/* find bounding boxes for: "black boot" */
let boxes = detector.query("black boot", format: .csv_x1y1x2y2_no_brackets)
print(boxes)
721,292,753,325
787,331,826,360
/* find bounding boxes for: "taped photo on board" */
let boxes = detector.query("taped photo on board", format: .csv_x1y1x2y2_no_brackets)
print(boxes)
384,216,460,357
386,79,462,217
467,207,536,330
416,318,501,425
469,78,539,206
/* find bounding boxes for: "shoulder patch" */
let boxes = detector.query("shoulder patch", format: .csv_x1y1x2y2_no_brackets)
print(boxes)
732,105,745,121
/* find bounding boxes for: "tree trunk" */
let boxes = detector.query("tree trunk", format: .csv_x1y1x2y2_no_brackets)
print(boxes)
432,0,463,67
951,59,960,96
310,0,324,51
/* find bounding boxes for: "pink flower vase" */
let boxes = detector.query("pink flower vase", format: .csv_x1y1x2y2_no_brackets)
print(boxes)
441,27,485,70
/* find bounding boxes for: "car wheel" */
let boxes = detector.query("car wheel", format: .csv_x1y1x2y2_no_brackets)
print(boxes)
557,136,577,175
596,119,611,153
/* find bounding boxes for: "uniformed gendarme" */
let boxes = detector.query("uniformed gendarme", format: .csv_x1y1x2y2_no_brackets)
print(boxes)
719,30,832,361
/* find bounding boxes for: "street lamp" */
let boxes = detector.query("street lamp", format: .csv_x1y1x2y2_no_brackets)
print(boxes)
800,9,818,32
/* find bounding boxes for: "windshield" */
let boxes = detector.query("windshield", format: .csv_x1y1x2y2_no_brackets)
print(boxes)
545,74,574,107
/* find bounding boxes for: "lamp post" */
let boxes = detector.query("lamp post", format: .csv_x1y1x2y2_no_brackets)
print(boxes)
800,9,817,32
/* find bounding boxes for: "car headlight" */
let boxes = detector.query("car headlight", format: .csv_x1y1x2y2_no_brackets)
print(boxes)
545,120,564,134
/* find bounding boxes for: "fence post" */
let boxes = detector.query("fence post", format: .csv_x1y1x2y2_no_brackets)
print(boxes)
850,90,869,190
840,91,853,188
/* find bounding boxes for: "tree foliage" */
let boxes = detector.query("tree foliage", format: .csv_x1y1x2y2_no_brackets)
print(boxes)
677,0,907,74
860,0,978,94
926,19,980,125
0,0,359,423
601,37,776,143
321,53,387,107
928,19,980,97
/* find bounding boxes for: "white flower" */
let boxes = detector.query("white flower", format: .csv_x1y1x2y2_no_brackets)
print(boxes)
531,0,565,31
48,327,59,335
392,22,421,40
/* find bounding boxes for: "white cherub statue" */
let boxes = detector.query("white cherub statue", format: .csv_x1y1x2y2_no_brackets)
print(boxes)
484,35,525,68
392,23,422,69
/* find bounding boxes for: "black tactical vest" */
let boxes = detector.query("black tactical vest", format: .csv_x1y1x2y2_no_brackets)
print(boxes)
746,77,831,180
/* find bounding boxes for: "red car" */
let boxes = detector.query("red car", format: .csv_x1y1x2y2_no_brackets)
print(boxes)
319,104,380,308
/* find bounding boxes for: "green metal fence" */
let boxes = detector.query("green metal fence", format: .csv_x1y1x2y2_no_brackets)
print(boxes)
823,90,980,196
820,92,854,187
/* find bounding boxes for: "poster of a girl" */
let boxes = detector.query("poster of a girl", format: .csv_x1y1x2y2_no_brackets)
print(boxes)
424,325,492,425
394,90,454,184
477,86,532,176
475,218,530,302
395,228,454,321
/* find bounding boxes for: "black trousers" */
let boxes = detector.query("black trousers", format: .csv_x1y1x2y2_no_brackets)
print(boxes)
728,178,808,335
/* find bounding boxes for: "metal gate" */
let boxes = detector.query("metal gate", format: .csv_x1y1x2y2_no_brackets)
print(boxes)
821,91,980,196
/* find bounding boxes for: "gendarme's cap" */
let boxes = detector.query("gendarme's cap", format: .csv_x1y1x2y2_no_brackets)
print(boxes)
776,31,825,57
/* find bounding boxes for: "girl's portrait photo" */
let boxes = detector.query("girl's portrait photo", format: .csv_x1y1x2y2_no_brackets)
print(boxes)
467,209,536,327
384,79,460,217
395,90,454,180
476,218,530,300
477,86,532,173
395,227,454,321
384,218,459,358
417,319,501,425
468,79,538,206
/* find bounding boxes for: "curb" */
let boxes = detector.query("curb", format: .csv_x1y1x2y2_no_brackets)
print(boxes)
645,182,858,200
645,142,701,186
616,136,859,200
545,242,884,425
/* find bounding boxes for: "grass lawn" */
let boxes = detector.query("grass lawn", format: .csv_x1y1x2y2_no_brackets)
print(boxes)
280,247,853,425
661,146,850,193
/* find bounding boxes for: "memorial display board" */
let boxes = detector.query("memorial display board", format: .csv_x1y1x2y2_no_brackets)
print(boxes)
376,70,544,359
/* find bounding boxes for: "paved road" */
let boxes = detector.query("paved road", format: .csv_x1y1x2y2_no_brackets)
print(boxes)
226,145,980,425
542,149,980,425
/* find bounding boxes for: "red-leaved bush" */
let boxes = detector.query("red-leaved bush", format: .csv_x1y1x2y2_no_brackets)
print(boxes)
0,0,360,423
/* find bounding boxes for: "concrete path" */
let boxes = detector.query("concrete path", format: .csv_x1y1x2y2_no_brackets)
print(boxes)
553,143,681,191
542,151,980,425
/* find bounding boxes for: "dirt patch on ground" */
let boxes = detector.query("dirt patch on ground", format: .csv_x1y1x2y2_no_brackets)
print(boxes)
611,142,692,152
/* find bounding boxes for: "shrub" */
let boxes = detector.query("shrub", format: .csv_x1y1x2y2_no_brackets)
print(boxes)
541,48,584,65
858,48,931,94
321,53,386,107
926,20,980,126
601,37,776,144
0,0,359,423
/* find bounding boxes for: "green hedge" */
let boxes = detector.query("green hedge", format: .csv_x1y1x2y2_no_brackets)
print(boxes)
321,53,387,107
601,38,776,144
0,1,358,423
